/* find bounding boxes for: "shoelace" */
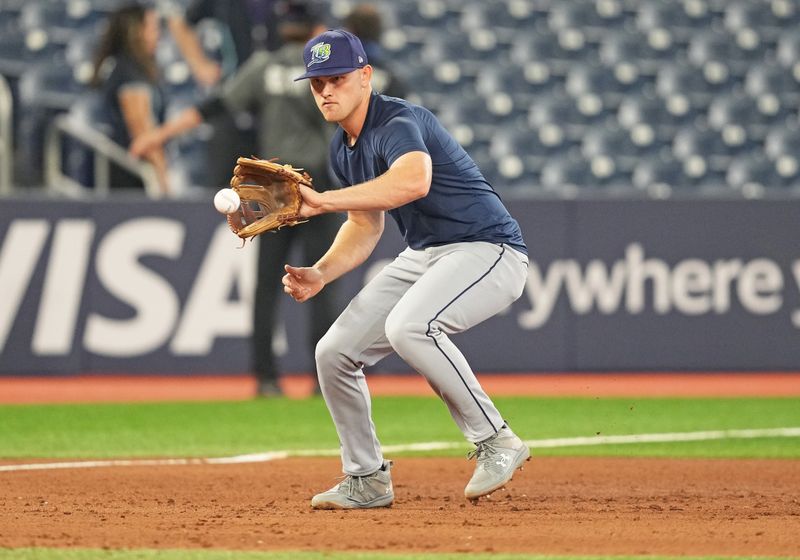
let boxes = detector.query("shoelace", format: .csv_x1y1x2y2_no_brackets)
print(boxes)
338,474,367,496
467,440,499,466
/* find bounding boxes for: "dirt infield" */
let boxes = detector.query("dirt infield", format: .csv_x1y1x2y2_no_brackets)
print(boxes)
2,372,800,403
0,456,798,556
2,374,798,556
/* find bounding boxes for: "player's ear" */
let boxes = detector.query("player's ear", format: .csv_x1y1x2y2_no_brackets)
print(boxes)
361,65,373,87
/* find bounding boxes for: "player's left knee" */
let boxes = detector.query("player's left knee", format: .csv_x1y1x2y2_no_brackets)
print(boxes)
315,330,349,375
385,313,428,352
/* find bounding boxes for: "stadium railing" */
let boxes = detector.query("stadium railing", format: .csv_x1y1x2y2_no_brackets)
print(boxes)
0,74,11,194
44,113,160,198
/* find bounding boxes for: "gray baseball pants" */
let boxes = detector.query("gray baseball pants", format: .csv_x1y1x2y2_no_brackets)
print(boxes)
315,241,529,475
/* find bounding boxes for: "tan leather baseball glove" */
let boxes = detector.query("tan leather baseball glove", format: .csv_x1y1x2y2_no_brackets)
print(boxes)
226,157,312,239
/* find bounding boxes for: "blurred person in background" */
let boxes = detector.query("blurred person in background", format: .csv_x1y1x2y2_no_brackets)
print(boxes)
130,2,341,397
91,3,171,196
160,0,291,189
344,3,407,99
163,0,284,88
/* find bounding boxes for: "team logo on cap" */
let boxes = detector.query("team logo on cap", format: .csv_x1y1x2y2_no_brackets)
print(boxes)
308,42,331,67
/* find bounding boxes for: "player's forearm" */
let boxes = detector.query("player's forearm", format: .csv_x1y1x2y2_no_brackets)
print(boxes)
314,212,383,283
318,152,431,212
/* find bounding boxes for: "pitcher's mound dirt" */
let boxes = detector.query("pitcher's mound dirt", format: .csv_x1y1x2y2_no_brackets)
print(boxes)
1,457,799,556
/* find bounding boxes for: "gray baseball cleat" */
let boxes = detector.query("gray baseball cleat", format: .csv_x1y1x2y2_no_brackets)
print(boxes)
464,426,530,501
311,460,394,509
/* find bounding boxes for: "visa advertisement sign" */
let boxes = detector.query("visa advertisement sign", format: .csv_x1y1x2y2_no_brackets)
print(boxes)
2,198,799,375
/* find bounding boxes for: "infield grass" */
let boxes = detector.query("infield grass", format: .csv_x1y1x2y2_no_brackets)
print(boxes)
0,396,799,459
2,551,799,560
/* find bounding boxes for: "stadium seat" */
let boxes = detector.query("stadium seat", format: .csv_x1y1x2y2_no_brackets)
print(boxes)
510,30,592,77
743,63,800,114
775,31,800,86
0,27,61,78
581,124,657,175
617,94,696,145
540,154,592,196
542,151,633,194
0,0,26,11
65,29,100,86
475,61,561,105
547,0,621,42
723,0,784,43
725,152,782,197
387,0,455,30
15,54,85,185
635,0,715,45
480,158,540,196
381,25,426,67
599,31,674,80
764,124,800,182
405,57,475,100
528,91,606,142
708,93,789,143
688,29,766,80
435,99,484,150
459,0,536,33
631,153,685,197
490,125,571,171
655,63,725,114
0,5,20,30
3,0,796,197
437,94,516,145
421,32,506,77
20,1,107,45
672,125,742,176
768,0,800,27
594,0,629,28
565,63,626,114
85,0,133,12
632,153,729,197
19,55,83,111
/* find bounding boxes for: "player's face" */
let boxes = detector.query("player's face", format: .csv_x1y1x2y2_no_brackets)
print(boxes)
309,68,370,123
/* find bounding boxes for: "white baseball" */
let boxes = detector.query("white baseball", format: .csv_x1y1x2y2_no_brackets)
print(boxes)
214,188,240,214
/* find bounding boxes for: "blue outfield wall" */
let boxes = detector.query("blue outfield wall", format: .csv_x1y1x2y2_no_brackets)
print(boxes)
1,197,800,375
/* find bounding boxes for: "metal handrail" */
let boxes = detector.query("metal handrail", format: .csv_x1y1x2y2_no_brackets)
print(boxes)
0,74,12,194
44,113,161,197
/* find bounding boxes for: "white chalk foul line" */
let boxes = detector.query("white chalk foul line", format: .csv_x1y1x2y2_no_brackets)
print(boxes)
1,427,798,473
524,427,800,448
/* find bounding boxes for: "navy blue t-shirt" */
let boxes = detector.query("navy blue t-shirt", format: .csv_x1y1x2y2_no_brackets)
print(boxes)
330,93,527,255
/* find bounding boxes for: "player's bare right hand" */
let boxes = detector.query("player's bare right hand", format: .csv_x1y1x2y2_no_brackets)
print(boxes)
283,264,325,302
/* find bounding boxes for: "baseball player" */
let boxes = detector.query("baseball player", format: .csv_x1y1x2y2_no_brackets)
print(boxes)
284,30,530,509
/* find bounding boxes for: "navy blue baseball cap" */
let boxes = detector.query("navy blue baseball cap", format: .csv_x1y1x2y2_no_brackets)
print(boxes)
293,29,369,81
